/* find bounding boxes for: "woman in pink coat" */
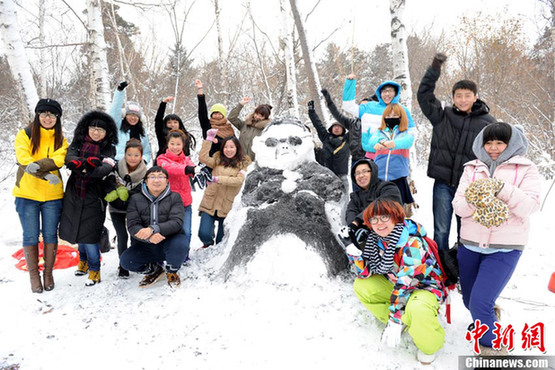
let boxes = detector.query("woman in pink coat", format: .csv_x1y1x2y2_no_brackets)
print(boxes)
453,122,541,355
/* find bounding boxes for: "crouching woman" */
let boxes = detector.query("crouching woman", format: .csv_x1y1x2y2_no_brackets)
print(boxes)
120,166,189,288
353,199,445,364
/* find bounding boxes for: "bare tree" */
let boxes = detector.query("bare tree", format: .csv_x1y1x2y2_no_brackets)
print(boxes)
390,0,412,111
87,0,111,110
279,0,299,117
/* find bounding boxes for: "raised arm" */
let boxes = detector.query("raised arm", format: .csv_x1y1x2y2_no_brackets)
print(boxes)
195,79,210,138
416,54,447,126
342,74,360,117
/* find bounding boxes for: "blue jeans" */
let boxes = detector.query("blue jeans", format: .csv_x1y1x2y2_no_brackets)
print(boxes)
198,211,225,246
78,243,101,271
183,206,192,251
458,246,521,347
15,197,62,246
432,180,461,251
120,233,189,273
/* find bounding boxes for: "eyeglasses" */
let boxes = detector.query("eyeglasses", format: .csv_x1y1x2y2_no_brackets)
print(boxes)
147,176,167,181
381,88,396,94
355,169,371,177
89,127,106,134
39,112,58,119
369,215,391,225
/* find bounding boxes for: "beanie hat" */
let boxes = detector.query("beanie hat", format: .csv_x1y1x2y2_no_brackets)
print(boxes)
35,98,62,117
125,101,142,117
209,103,227,118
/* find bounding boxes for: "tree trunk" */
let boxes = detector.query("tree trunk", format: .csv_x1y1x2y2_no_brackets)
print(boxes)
214,0,228,104
0,0,39,118
289,0,327,125
389,0,412,111
87,0,111,110
279,0,299,117
38,0,46,97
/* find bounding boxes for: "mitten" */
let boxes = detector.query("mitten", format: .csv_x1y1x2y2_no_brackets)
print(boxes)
86,157,102,171
431,53,447,70
104,189,119,202
206,129,218,142
491,178,505,196
307,100,315,112
67,159,83,172
117,81,129,91
25,162,41,174
381,321,404,348
472,198,509,228
211,176,219,184
116,186,129,201
44,173,60,185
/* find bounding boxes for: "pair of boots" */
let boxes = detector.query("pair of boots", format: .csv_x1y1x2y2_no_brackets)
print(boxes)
23,243,57,293
75,261,101,286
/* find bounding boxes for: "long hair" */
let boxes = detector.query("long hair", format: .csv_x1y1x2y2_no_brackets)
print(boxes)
219,136,245,168
28,114,64,155
121,117,146,136
380,104,408,132
362,198,405,228
163,114,196,154
254,104,272,120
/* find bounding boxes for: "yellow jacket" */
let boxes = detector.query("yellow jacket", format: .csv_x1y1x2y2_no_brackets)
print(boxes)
13,127,69,201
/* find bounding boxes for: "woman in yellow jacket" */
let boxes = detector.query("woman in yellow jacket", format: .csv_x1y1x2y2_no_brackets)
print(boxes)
198,129,251,247
13,99,68,293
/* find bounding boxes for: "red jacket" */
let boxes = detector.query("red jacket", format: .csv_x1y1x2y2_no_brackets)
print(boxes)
157,150,195,206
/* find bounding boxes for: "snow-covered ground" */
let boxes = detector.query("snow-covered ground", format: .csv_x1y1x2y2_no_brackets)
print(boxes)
1,166,554,369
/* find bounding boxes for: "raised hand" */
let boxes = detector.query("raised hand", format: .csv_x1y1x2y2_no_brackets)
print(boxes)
117,81,129,91
240,96,251,106
162,96,175,103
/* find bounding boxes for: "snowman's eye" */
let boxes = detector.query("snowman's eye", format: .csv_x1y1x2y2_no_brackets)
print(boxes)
288,136,302,146
265,137,278,147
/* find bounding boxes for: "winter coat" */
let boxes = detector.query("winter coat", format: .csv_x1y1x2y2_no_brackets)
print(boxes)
417,66,496,187
345,159,402,225
363,220,444,323
13,126,68,202
127,183,184,244
154,101,190,160
59,114,117,244
309,109,350,177
365,125,414,181
453,125,540,250
107,159,147,214
198,94,231,156
156,149,195,207
228,103,270,161
109,89,152,164
343,79,416,157
198,140,251,217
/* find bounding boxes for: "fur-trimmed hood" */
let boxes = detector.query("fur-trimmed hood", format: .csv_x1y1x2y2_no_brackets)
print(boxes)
72,110,119,148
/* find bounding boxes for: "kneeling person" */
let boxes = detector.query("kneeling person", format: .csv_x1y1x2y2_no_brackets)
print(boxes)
121,166,189,287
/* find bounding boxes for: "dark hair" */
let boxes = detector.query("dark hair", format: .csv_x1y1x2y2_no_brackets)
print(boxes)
125,138,144,154
144,166,168,180
28,114,64,155
121,117,145,136
254,104,273,120
219,136,245,168
362,198,405,228
482,122,512,146
452,80,477,96
72,110,118,148
380,84,398,95
166,129,189,154
162,115,196,154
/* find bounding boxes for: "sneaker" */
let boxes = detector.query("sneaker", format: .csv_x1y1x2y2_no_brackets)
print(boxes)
117,266,130,279
417,350,436,364
85,270,101,286
167,272,181,288
74,261,88,276
139,264,164,288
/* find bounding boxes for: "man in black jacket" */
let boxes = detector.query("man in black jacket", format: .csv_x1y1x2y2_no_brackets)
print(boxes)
120,166,188,288
417,53,496,251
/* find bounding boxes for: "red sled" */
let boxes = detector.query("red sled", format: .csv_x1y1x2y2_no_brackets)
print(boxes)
12,242,80,271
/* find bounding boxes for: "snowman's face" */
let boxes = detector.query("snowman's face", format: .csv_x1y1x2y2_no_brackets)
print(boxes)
252,119,315,170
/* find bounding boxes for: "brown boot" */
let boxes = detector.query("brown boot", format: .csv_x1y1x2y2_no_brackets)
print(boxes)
43,243,58,291
23,245,43,293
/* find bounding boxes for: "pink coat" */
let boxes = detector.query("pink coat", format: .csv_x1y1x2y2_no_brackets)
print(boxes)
453,156,541,249
157,150,195,207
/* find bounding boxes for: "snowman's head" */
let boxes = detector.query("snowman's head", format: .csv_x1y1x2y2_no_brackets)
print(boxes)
252,116,315,170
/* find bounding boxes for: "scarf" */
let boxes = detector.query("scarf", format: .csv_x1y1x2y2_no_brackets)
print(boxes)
129,124,142,140
245,113,270,130
362,222,405,275
117,158,147,189
209,116,235,138
74,135,101,199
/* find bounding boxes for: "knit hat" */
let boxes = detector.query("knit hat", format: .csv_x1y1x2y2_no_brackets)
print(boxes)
209,103,227,117
125,101,142,117
35,98,62,117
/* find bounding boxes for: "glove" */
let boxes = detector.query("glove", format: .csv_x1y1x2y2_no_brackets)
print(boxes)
116,186,129,201
307,100,315,111
25,162,41,174
104,190,119,202
117,81,129,91
381,321,404,348
431,53,447,70
348,223,369,249
67,159,83,172
44,173,60,185
86,156,102,171
211,176,219,184
206,129,218,142
194,166,202,175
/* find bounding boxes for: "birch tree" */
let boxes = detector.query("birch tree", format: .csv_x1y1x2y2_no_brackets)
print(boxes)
87,0,110,110
279,0,299,117
389,0,412,111
0,0,39,118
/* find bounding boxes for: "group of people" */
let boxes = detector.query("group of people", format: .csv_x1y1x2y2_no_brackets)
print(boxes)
13,52,541,363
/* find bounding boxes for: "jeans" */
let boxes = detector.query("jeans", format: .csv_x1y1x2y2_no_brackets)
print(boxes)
15,197,62,246
432,180,461,251
183,206,192,251
458,246,521,347
78,243,101,271
198,211,225,246
120,233,189,273
110,212,128,257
